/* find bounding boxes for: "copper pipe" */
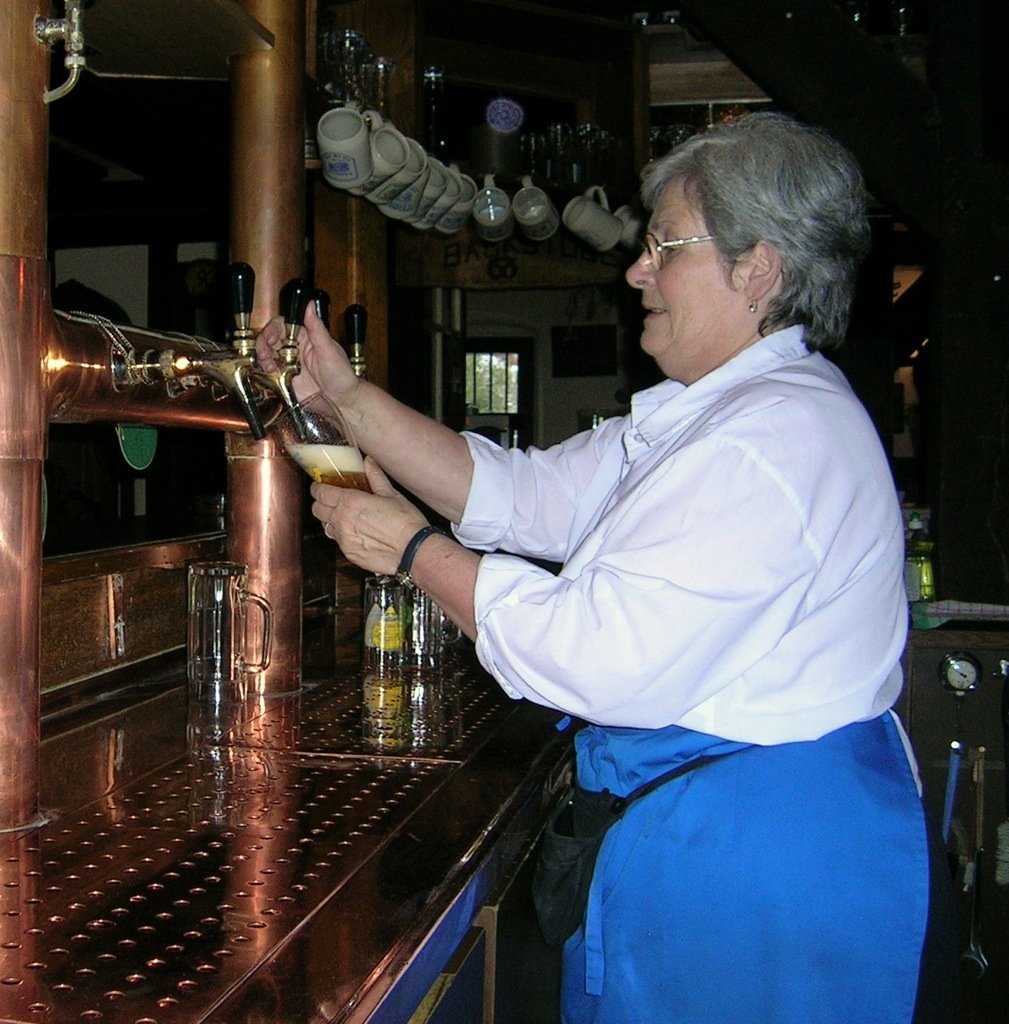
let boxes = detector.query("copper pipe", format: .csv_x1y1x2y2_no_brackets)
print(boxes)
226,432,304,693
228,0,306,694
46,311,276,430
0,0,52,830
0,3,48,260
231,0,305,322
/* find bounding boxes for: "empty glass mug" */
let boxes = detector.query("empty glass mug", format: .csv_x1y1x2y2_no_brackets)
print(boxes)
187,561,272,702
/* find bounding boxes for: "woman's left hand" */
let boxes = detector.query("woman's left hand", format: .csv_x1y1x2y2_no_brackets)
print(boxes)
310,457,428,576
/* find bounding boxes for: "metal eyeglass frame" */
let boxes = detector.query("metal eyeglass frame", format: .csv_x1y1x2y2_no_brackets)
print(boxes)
641,231,715,270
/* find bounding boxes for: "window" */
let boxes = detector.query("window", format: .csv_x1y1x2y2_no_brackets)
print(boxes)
463,336,533,448
465,349,520,414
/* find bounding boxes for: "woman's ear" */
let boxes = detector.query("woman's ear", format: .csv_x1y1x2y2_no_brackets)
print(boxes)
736,240,783,305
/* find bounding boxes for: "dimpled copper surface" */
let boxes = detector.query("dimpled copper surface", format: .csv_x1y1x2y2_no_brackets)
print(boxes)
0,661,549,1024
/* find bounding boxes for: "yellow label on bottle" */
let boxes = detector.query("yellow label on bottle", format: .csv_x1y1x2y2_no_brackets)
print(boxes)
369,606,402,651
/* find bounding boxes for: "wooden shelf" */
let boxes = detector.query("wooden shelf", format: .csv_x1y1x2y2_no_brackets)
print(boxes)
394,221,628,290
646,24,764,106
83,0,273,80
646,23,925,107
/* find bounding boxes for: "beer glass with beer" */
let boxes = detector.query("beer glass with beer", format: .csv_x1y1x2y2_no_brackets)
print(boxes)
273,391,371,491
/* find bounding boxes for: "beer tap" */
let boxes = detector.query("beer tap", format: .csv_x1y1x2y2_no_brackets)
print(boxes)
164,261,267,439
345,303,367,379
260,277,311,439
230,260,257,356
109,261,270,439
225,260,264,438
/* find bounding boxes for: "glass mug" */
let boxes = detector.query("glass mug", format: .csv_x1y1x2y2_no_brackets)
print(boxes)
402,586,442,674
361,574,409,752
273,391,370,491
187,561,272,702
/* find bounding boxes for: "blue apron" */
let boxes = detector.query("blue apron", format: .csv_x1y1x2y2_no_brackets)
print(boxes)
561,713,930,1024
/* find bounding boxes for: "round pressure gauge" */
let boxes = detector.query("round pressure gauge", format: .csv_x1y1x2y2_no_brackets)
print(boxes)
939,651,982,693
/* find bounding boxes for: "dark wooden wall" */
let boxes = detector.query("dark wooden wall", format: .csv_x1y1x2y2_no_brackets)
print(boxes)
678,0,1009,603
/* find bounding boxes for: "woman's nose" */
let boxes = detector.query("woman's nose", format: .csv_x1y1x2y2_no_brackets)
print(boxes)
625,251,651,290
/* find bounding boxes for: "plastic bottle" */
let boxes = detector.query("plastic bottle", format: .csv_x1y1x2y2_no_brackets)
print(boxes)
904,512,935,602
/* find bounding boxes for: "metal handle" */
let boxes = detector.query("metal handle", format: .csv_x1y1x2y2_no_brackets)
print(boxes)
942,740,962,844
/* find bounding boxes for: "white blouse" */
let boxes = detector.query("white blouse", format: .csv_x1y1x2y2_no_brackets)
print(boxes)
454,325,908,745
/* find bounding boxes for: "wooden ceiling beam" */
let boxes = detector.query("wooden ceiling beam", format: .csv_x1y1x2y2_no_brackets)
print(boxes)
676,0,941,237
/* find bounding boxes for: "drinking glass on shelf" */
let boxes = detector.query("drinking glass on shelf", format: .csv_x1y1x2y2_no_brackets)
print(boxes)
272,391,370,491
317,25,374,107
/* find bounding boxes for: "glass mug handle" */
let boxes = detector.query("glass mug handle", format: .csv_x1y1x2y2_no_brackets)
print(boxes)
240,590,272,673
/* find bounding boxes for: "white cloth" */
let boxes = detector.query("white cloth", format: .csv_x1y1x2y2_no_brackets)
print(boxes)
454,325,908,745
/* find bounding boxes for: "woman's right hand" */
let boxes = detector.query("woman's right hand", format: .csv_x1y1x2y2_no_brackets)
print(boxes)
255,301,360,407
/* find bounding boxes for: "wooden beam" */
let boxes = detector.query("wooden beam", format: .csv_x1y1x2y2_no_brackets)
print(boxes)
676,0,941,237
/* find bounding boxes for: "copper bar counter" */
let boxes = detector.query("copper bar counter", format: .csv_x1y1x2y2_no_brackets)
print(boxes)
0,620,571,1023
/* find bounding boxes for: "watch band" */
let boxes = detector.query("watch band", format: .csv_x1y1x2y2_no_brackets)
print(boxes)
396,525,447,585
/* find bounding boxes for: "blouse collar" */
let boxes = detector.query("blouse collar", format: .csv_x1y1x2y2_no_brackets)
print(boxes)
630,325,810,445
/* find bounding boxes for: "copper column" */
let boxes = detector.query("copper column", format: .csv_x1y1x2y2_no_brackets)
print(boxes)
228,0,307,694
0,0,52,830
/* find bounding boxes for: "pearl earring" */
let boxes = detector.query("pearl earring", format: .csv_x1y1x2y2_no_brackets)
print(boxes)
748,299,758,314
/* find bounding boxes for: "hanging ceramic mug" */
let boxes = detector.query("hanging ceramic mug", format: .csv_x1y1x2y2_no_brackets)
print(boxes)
471,173,514,243
317,105,383,190
347,121,412,197
434,172,478,235
562,185,623,251
613,203,644,248
408,157,451,226
367,137,429,214
512,175,560,241
380,141,434,221
415,162,465,230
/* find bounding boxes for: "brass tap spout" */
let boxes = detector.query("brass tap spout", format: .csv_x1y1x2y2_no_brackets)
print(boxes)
250,277,311,439
169,350,266,439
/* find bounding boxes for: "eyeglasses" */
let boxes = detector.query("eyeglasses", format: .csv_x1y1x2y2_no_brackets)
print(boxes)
640,231,714,271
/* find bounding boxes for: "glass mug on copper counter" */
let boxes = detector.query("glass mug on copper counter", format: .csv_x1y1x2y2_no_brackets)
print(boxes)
273,391,371,491
187,561,272,702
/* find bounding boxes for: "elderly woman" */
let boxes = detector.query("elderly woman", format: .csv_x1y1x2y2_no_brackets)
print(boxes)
258,112,956,1023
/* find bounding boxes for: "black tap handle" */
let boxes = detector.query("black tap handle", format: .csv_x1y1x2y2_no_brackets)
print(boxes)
344,303,367,348
280,278,311,332
230,262,255,317
313,289,331,331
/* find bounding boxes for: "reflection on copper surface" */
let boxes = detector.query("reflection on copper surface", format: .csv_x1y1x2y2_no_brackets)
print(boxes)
0,662,567,1024
0,2,52,832
0,833,43,1015
0,0,310,830
226,432,303,696
47,311,275,431
0,257,46,830
224,0,308,702
230,0,306,330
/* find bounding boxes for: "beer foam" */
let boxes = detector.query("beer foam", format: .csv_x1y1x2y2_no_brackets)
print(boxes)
286,443,367,487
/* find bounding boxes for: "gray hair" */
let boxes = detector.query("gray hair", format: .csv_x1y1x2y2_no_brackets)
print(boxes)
640,111,870,351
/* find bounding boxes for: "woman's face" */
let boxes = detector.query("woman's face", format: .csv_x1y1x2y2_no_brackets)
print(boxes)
626,181,763,385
